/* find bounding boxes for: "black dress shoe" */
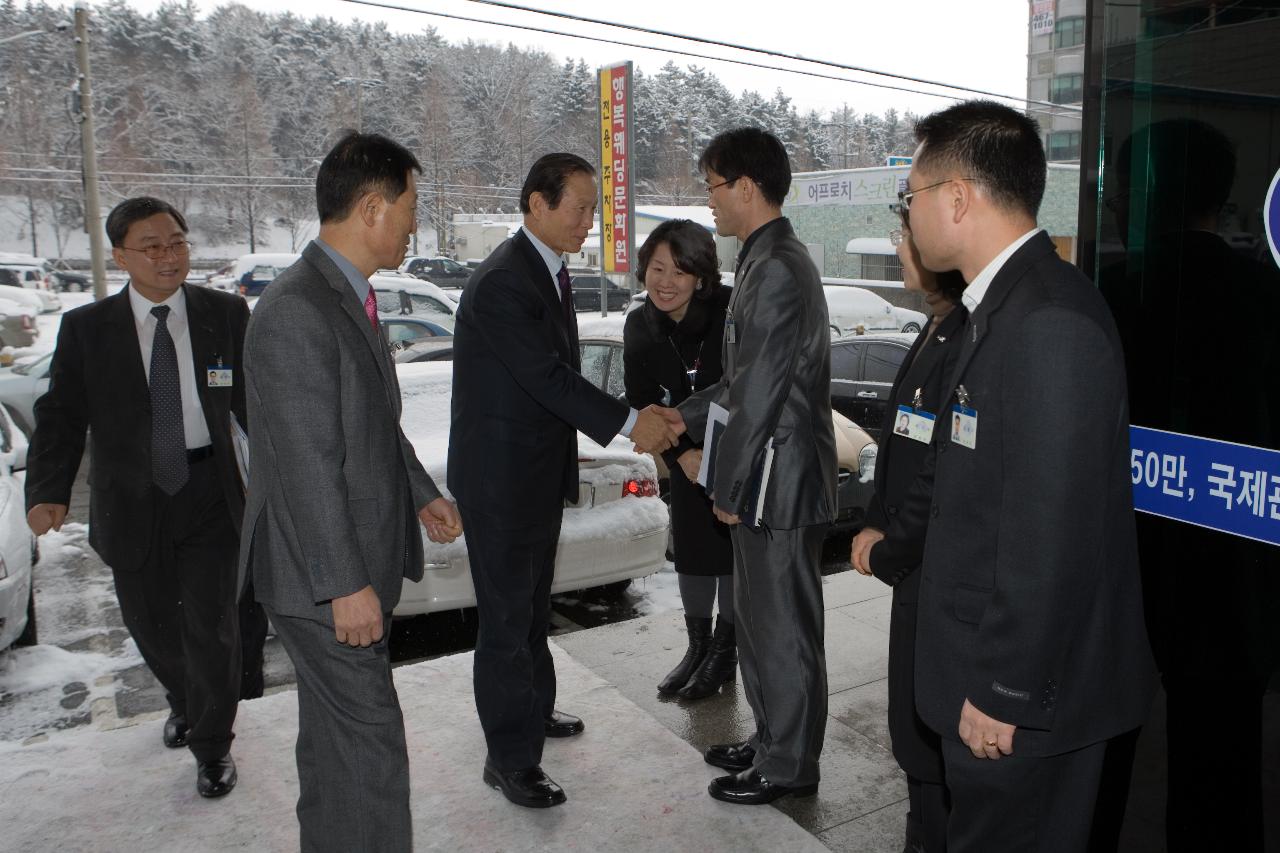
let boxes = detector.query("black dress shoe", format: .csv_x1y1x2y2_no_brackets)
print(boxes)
196,756,238,798
482,760,567,808
704,739,755,772
543,710,584,738
707,768,818,805
163,713,188,749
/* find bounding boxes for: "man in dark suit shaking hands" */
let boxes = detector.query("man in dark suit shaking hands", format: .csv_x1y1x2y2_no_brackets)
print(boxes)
905,101,1156,851
25,196,265,798
668,128,838,806
241,133,462,852
448,153,679,808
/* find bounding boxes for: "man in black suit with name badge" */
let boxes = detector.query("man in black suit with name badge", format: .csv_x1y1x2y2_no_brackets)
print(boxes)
905,101,1157,852
26,196,266,798
449,153,679,808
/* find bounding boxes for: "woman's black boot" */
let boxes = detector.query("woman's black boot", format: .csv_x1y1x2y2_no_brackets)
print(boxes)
677,617,736,700
657,616,713,695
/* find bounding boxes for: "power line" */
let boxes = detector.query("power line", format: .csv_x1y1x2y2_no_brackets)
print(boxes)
459,0,1072,111
339,0,1080,116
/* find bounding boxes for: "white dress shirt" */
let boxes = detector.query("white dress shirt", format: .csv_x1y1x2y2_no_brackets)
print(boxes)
961,228,1044,314
128,284,212,450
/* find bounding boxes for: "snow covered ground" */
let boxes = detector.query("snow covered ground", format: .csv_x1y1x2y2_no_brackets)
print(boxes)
0,523,143,743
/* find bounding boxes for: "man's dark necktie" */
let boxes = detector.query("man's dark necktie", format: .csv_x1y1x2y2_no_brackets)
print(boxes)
149,305,188,495
556,263,580,368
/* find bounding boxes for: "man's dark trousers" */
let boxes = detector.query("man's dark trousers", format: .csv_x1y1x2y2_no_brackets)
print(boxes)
110,455,240,762
460,502,562,771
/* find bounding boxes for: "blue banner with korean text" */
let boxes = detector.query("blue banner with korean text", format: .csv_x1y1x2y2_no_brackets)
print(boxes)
1130,426,1280,547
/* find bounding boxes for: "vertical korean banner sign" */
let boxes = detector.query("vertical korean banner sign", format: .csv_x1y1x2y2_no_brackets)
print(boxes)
598,62,634,274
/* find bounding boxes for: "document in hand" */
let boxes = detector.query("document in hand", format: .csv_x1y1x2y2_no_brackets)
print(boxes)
697,401,775,528
230,413,249,492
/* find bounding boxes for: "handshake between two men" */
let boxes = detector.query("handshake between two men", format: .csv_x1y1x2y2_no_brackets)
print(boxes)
630,404,687,455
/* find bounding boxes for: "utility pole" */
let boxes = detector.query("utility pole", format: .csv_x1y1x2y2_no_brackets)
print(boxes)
73,1,107,301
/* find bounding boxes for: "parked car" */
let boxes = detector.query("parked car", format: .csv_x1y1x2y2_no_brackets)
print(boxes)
369,274,459,332
0,351,52,437
824,285,926,334
390,362,668,615
0,283,59,314
399,255,472,287
574,335,877,534
204,253,300,296
48,264,90,293
0,405,37,650
0,298,39,349
569,275,631,312
393,339,457,364
829,332,919,441
0,253,53,291
379,314,452,351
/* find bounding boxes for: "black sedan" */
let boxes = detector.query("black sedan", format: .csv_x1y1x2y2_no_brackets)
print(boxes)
570,275,631,312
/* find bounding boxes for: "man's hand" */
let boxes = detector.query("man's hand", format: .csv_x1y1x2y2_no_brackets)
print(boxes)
27,504,68,536
850,527,885,576
676,448,702,482
958,698,1016,759
419,497,463,543
630,405,682,454
331,585,384,647
712,506,741,526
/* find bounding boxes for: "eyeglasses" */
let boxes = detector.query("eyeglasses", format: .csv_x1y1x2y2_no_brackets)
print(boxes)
705,177,737,195
889,202,909,227
889,229,905,247
898,177,977,209
120,240,194,261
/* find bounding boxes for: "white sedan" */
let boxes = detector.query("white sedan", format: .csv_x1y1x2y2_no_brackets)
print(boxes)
0,406,37,650
391,362,668,616
824,285,927,335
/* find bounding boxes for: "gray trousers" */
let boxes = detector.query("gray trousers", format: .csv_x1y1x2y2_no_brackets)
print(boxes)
734,522,828,786
268,608,411,853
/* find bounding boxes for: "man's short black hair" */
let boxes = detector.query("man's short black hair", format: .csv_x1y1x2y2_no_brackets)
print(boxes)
519,153,596,214
698,127,792,208
637,219,721,300
105,197,188,247
913,100,1046,218
316,131,422,224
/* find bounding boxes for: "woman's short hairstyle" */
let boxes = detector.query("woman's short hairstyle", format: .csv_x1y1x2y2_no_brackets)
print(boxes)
637,219,721,300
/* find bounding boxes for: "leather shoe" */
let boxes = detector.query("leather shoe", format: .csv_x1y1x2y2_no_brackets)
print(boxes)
543,710,584,738
196,755,237,798
704,739,755,772
162,712,188,749
482,760,567,808
708,767,818,805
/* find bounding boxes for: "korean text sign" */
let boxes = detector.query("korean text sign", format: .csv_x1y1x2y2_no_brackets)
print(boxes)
1130,425,1280,547
598,62,633,274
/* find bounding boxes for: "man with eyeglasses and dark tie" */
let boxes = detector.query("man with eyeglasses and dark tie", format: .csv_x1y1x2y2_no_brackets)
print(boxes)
25,196,267,798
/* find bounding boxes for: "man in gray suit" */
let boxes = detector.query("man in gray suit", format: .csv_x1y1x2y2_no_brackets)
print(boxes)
656,127,837,804
240,132,462,853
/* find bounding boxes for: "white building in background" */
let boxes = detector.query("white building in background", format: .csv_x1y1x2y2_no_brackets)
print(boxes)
1027,0,1087,163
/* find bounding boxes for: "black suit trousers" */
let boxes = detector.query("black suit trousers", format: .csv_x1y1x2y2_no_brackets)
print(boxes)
940,737,1108,853
110,456,240,762
460,502,562,771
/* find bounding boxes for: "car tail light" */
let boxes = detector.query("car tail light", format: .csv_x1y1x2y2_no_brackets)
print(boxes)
622,477,658,498
239,284,247,295
20,315,34,331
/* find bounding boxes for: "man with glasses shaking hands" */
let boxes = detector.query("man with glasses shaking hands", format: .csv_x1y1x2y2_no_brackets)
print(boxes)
26,196,266,798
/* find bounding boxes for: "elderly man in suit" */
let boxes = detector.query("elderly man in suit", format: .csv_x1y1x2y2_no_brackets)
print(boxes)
448,152,679,809
664,127,837,805
25,196,267,798
240,132,462,853
903,101,1156,852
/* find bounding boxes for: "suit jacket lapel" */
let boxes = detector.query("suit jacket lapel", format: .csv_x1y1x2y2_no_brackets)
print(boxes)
944,232,1057,399
512,231,573,362
302,242,398,409
103,285,150,412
